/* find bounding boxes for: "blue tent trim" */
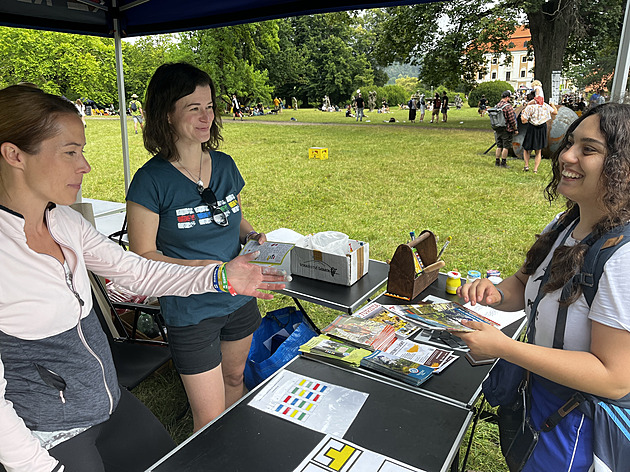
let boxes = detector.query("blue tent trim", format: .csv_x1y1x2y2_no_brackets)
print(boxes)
1,0,433,38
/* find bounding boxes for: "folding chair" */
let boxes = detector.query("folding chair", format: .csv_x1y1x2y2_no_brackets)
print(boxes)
90,272,172,390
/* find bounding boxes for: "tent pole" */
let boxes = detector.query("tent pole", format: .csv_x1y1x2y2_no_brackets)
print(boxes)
113,15,131,193
611,0,630,103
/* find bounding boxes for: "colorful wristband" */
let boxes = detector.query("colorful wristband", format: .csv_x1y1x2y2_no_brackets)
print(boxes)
212,264,223,292
227,278,237,296
243,230,258,244
220,263,229,293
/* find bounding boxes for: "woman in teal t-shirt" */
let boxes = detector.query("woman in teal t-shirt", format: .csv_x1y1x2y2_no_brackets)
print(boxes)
126,63,268,433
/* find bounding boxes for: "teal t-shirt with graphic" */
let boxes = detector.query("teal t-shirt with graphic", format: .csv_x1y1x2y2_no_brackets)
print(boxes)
126,150,251,326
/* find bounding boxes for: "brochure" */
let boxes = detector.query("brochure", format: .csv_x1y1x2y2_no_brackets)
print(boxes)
321,315,397,351
360,350,434,387
385,302,500,332
352,301,419,339
384,339,458,374
299,335,371,366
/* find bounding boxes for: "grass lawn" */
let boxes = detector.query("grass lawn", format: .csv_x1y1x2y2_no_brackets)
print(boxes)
82,111,564,472
229,103,493,130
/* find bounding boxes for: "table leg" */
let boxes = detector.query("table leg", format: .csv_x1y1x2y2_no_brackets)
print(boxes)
291,297,321,334
459,397,486,472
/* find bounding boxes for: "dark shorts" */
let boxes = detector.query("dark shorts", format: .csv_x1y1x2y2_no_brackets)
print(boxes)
494,127,513,149
167,299,261,375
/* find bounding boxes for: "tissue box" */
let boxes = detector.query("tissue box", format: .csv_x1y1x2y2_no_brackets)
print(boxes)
291,240,369,286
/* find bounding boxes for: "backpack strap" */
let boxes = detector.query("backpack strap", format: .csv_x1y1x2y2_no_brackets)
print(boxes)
527,214,579,344
554,222,630,349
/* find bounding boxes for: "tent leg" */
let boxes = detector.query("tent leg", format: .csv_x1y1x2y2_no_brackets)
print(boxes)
113,18,132,194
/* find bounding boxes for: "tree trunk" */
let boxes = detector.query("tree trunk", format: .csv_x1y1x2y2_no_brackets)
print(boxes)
527,0,578,99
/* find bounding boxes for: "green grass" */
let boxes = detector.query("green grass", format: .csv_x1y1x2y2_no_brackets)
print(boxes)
229,104,493,130
83,113,563,471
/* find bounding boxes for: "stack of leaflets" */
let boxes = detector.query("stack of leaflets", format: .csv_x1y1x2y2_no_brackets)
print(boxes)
360,350,434,387
385,302,500,332
321,315,397,351
384,339,457,374
352,301,419,339
299,335,371,366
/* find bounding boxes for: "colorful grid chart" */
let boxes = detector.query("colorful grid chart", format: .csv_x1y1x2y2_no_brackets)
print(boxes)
249,370,369,437
274,379,330,422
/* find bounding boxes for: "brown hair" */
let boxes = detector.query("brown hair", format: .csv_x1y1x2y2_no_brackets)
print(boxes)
0,85,79,155
523,103,630,303
143,63,223,161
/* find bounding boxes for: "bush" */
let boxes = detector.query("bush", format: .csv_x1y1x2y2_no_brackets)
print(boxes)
468,81,514,109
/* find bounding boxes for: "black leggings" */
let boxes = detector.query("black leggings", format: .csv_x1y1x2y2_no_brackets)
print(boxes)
3,388,176,472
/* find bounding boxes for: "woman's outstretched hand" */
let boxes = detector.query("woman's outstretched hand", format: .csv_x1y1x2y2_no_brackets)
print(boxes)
457,278,502,306
225,251,291,299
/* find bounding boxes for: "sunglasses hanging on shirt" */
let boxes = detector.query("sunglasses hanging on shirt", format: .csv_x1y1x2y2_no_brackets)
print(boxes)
199,187,229,227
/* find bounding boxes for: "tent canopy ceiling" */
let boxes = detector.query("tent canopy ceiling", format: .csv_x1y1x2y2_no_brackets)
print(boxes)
1,0,429,38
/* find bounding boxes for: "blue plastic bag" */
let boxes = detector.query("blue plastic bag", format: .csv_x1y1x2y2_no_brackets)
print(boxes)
244,306,317,390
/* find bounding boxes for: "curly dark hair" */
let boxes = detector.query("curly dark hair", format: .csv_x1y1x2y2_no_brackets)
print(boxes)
523,103,630,303
143,62,222,161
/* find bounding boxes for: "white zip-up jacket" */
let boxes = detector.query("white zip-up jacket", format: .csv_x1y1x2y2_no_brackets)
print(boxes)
0,204,222,472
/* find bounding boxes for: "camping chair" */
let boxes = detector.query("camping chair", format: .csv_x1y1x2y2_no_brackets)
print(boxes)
90,272,172,390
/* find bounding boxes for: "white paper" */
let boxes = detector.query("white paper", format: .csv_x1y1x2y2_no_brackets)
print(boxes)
293,435,426,472
461,303,526,329
249,370,368,437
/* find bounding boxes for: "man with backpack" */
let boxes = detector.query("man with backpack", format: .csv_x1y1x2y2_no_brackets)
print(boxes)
129,93,144,134
490,90,518,168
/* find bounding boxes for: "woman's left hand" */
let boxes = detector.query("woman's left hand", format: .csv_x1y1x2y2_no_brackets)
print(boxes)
453,319,512,359
249,232,267,244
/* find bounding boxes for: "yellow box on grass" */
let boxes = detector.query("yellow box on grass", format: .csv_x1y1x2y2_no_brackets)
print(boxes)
308,147,329,160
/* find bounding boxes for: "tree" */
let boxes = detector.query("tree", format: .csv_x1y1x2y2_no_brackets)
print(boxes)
169,22,279,107
262,13,384,106
370,0,625,98
0,27,118,105
370,3,519,91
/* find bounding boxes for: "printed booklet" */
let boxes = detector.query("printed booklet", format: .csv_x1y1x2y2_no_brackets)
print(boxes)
385,302,500,332
352,301,419,339
360,350,434,387
299,335,372,366
321,315,397,351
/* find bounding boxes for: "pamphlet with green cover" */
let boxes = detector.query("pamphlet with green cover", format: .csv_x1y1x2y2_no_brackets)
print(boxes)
299,335,371,366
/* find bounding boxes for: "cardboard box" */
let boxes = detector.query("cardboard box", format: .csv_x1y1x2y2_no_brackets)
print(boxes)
308,147,329,160
291,240,369,286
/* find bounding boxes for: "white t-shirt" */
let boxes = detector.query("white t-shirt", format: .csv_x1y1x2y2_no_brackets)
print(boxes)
524,218,630,351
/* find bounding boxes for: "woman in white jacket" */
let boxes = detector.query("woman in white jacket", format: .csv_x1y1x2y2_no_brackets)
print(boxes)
0,85,288,472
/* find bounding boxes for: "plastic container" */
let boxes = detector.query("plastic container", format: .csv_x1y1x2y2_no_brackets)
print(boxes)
467,270,481,283
446,271,461,295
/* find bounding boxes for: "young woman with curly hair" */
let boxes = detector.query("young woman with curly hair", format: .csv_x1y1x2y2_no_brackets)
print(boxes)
455,103,630,471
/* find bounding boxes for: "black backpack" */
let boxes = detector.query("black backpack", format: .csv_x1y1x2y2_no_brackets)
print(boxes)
130,101,138,112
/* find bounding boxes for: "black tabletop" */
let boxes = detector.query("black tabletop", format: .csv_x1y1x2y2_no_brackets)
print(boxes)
279,259,389,314
149,356,472,472
374,273,526,407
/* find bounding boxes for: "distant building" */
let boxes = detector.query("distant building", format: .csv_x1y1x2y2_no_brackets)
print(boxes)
476,26,534,91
